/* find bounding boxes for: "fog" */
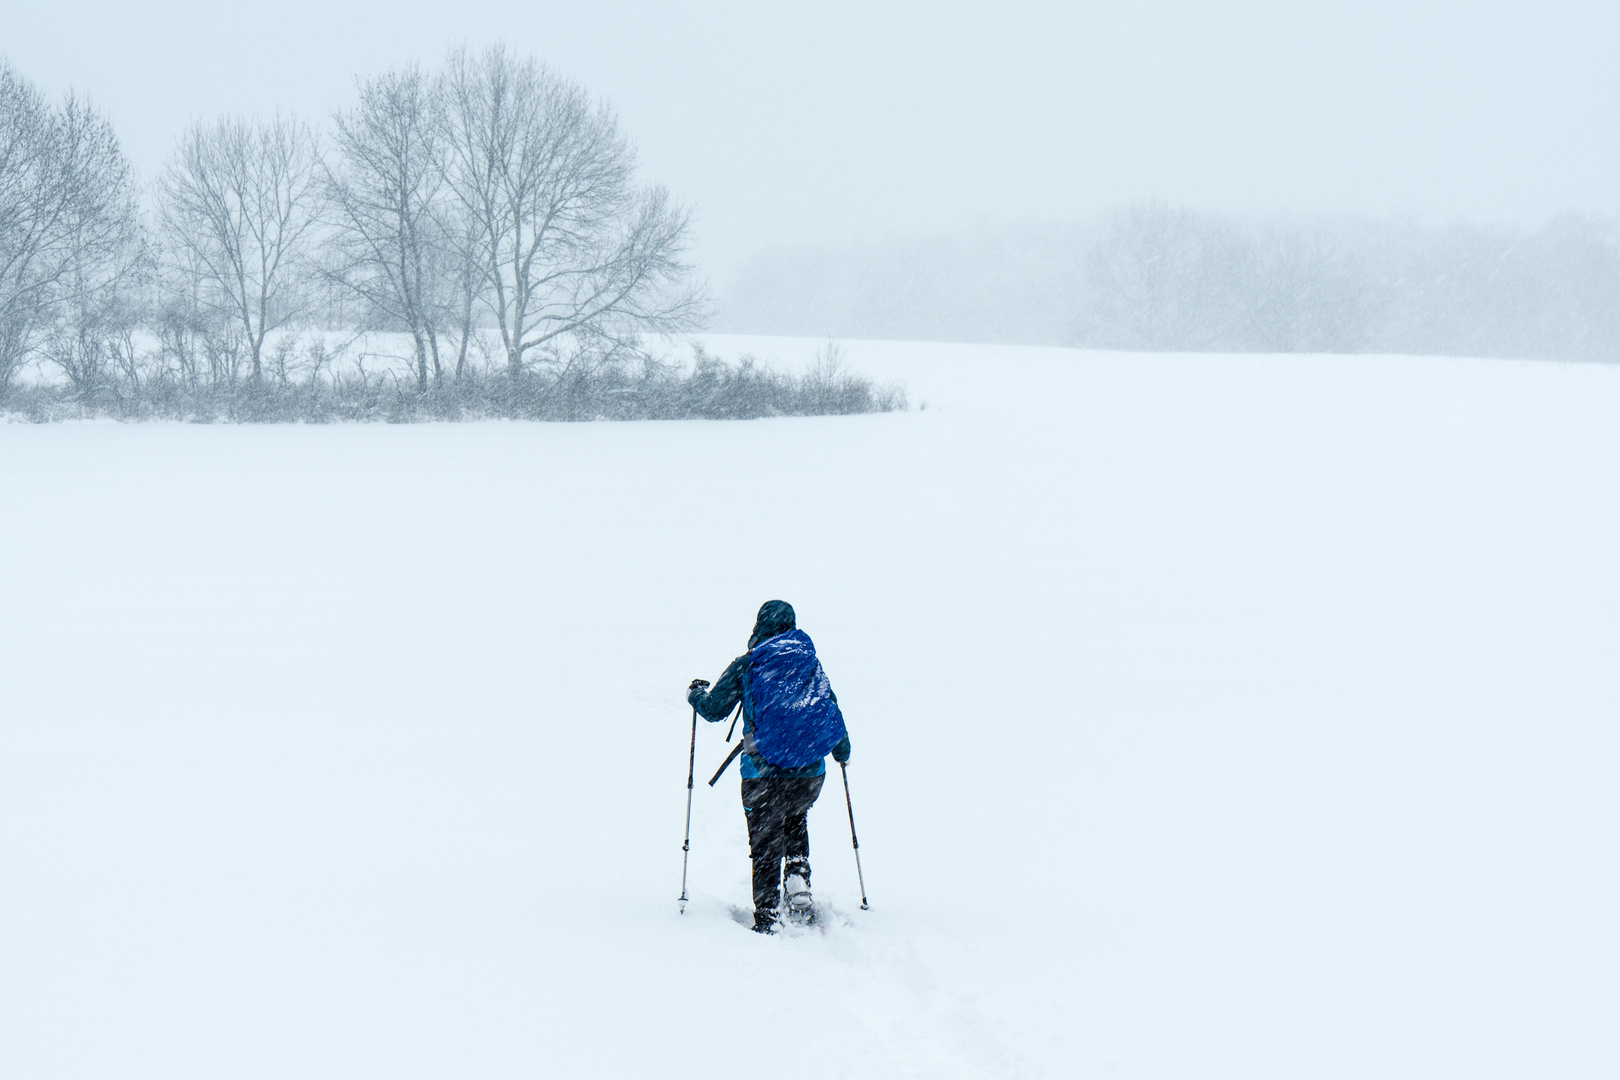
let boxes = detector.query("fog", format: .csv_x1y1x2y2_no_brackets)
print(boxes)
10,0,1620,287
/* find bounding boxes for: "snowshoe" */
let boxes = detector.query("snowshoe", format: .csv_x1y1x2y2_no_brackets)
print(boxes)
783,874,814,925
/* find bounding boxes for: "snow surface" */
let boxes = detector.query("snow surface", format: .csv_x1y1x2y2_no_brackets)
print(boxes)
3,336,1618,1079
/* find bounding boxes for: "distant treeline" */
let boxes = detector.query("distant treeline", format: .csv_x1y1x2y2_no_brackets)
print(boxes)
719,204,1620,361
0,51,899,422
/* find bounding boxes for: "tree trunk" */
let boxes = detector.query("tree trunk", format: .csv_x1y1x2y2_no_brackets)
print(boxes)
413,330,429,391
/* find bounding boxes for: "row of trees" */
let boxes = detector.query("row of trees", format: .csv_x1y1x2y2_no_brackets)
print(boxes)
721,204,1620,362
1075,203,1620,357
2,48,714,414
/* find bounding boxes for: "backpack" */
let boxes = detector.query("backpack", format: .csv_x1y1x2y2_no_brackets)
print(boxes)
745,629,847,768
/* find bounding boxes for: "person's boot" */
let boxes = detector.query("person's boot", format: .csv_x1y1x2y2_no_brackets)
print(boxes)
751,909,778,935
783,865,813,923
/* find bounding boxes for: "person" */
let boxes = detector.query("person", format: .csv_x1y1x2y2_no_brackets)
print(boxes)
688,600,851,933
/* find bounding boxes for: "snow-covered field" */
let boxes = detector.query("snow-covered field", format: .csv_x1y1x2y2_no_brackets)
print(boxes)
3,336,1617,1079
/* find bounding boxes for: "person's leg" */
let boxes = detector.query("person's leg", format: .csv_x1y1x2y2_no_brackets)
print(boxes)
782,774,825,889
741,777,788,924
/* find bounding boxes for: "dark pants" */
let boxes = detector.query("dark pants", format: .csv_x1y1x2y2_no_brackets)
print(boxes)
741,775,825,916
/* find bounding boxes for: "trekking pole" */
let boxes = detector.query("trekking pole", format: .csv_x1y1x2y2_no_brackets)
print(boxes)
708,740,745,786
724,699,742,742
839,761,869,910
678,707,698,913
709,701,747,785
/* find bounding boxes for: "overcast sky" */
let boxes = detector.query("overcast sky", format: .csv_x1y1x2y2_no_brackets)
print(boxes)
7,1,1618,282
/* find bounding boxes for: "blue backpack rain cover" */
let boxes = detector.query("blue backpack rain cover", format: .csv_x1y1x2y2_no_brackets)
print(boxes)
746,629,847,768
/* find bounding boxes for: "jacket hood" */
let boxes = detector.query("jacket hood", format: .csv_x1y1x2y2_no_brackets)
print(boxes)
748,600,797,650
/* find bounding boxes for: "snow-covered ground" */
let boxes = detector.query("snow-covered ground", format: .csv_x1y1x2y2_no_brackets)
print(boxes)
3,336,1617,1079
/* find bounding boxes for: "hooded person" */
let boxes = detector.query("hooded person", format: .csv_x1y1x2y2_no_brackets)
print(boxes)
688,600,852,933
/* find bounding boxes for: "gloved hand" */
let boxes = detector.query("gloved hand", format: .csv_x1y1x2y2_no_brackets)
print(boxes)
687,678,710,706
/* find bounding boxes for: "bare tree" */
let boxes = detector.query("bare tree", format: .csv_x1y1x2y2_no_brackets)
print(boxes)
441,46,704,383
327,64,453,390
1076,202,1237,351
151,237,218,389
43,243,147,399
437,204,487,381
158,113,323,383
0,61,140,395
40,103,146,399
1074,203,1376,353
1232,223,1373,353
